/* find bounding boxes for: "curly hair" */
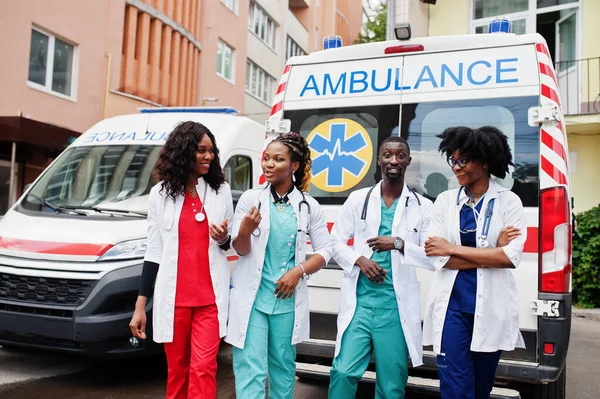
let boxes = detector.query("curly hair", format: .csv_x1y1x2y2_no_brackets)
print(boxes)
155,121,226,200
270,132,312,192
437,125,513,179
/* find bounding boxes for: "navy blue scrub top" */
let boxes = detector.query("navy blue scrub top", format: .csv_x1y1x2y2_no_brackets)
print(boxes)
448,199,484,314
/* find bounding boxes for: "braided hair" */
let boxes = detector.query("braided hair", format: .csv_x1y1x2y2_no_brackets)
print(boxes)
271,132,312,192
437,126,513,179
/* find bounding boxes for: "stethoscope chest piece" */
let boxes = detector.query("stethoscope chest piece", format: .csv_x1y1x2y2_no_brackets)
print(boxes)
195,212,205,222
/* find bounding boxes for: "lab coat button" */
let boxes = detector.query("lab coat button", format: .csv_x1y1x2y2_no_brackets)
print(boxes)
287,243,292,247
282,261,286,265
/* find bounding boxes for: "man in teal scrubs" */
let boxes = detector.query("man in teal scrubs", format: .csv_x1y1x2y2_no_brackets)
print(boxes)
329,136,431,398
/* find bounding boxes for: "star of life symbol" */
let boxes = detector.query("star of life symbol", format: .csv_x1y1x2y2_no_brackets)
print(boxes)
307,120,373,191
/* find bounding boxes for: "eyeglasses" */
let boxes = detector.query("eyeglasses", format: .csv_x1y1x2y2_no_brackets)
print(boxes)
447,157,471,169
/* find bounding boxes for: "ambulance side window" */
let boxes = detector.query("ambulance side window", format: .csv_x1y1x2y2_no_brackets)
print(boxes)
401,96,539,207
224,156,252,207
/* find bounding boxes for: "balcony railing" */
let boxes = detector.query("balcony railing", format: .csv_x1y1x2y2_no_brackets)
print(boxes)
555,57,600,116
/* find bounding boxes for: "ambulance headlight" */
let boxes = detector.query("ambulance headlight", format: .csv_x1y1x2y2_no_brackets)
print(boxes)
98,239,147,261
394,23,412,41
489,17,511,33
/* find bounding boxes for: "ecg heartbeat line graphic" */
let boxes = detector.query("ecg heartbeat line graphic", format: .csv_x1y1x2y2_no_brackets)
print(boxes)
309,123,368,187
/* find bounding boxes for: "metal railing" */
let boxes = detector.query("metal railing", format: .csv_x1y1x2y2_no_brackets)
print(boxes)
555,57,600,115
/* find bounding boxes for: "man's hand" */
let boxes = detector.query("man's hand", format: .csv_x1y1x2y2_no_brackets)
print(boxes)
355,256,386,283
366,236,396,253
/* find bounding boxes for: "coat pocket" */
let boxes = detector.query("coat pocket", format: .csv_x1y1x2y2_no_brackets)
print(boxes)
160,199,175,231
404,281,422,322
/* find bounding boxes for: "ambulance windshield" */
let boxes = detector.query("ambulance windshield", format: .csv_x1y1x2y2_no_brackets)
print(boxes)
19,145,160,216
285,95,539,207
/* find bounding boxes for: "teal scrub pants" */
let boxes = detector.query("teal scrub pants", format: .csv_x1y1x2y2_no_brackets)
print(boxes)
232,307,296,399
329,306,409,399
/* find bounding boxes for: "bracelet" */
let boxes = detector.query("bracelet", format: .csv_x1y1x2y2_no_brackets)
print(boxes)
217,235,231,246
298,263,309,279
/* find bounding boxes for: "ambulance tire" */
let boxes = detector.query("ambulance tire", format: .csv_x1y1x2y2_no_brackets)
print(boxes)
531,366,566,399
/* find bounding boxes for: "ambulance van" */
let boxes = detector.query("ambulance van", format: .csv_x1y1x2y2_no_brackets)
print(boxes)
265,28,572,398
0,107,264,356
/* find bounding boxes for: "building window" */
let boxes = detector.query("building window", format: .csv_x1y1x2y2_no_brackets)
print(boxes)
220,0,236,12
217,40,234,82
28,27,76,98
246,60,276,104
248,2,277,49
286,36,306,61
224,156,252,193
473,0,528,19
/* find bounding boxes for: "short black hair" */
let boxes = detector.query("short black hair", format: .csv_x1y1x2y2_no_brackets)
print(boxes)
379,136,410,155
437,126,513,179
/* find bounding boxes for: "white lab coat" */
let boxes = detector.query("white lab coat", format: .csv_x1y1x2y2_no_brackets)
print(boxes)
225,185,332,349
144,178,234,343
423,179,526,354
330,182,434,367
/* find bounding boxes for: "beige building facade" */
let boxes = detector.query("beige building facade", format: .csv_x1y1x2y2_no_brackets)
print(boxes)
0,0,362,213
392,0,600,212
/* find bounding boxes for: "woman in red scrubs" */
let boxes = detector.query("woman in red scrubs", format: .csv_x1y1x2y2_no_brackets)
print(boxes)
129,121,234,399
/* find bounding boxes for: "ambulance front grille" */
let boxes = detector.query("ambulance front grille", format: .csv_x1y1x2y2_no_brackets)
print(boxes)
0,272,96,306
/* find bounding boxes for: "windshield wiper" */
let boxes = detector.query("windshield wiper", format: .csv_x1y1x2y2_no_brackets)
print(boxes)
63,205,147,218
27,193,88,216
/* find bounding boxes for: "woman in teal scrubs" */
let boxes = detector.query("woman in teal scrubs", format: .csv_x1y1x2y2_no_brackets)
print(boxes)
227,132,332,399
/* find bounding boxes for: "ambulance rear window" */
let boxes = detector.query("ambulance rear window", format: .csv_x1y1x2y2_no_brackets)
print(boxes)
402,96,539,207
285,95,539,207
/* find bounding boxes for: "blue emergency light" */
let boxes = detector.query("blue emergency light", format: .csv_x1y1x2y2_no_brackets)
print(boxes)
488,17,511,33
323,34,343,50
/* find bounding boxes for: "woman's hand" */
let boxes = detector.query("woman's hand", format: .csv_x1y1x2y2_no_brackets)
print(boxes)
425,236,456,257
497,226,521,247
129,305,147,340
366,236,396,252
238,206,261,238
274,266,303,299
210,217,229,244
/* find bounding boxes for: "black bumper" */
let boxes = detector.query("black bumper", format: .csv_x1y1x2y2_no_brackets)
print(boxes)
0,264,162,357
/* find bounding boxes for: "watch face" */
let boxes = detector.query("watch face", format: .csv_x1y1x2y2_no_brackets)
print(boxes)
394,238,402,249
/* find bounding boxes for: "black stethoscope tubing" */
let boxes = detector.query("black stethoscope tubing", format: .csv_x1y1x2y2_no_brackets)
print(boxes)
251,184,311,237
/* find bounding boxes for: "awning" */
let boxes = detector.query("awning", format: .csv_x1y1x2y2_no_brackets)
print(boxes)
0,116,81,151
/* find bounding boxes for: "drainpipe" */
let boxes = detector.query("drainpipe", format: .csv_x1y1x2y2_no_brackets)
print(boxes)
9,141,16,208
103,53,112,119
387,0,395,40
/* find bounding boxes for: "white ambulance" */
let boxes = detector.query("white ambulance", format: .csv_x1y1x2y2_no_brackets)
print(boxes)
265,27,572,398
0,107,264,356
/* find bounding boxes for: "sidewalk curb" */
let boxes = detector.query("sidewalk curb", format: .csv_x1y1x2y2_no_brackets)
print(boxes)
572,307,600,321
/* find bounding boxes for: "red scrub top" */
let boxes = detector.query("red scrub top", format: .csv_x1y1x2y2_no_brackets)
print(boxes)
175,191,215,307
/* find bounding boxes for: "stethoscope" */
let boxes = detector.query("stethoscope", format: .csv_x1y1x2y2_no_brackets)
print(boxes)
251,184,311,237
359,185,425,241
456,186,496,248
194,184,208,222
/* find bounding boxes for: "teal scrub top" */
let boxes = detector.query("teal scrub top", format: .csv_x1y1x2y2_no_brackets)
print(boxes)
253,201,297,315
356,197,399,309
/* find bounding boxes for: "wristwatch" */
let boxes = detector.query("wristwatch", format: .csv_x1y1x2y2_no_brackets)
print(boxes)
394,237,404,251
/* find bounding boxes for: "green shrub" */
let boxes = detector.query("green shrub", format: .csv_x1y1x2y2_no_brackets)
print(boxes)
572,205,600,308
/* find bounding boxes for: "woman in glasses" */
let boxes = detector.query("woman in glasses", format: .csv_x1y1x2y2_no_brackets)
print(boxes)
423,126,525,399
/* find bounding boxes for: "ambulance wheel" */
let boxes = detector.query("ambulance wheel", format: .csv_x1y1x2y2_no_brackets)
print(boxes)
531,366,566,399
